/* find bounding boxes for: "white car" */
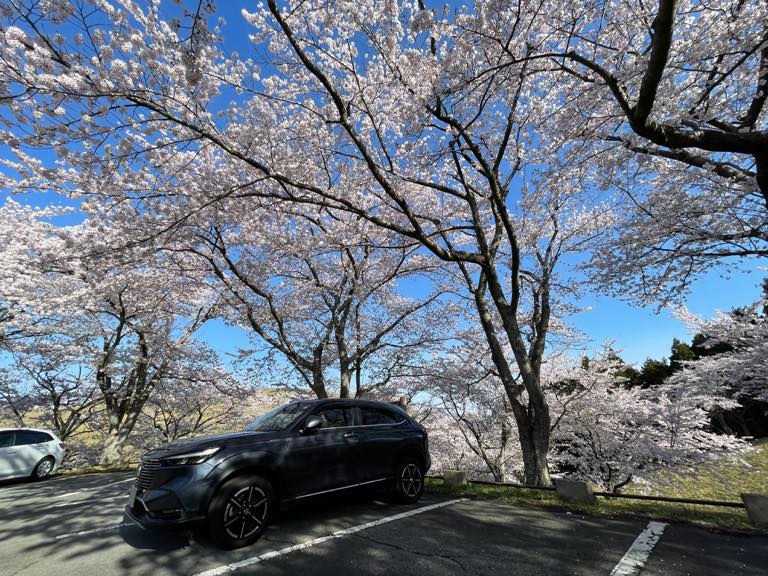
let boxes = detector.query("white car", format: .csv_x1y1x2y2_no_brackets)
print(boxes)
0,428,66,481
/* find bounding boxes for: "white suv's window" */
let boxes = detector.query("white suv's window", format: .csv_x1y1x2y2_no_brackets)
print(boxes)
14,431,53,445
0,431,13,447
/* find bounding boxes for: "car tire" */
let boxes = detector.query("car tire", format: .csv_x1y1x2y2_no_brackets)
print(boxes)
392,458,424,504
32,456,55,481
207,475,274,549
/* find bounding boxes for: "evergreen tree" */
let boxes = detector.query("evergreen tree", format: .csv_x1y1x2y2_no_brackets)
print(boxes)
670,338,697,372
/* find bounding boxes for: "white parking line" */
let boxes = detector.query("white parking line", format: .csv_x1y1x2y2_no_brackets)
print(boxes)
48,494,127,509
54,522,130,540
53,477,134,499
193,498,468,576
610,521,668,576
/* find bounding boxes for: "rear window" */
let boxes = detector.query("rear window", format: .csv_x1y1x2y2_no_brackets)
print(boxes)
14,431,53,446
0,432,13,448
360,407,402,426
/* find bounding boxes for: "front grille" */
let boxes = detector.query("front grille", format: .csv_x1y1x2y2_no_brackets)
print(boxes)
136,457,161,491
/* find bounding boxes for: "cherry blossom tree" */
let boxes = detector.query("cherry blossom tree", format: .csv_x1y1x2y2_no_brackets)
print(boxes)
163,206,449,399
3,0,761,484
515,0,768,302
548,349,748,492
137,354,246,444
7,348,100,440
0,0,620,485
0,200,216,464
0,367,39,426
424,334,521,483
669,296,768,409
421,408,511,480
0,303,18,345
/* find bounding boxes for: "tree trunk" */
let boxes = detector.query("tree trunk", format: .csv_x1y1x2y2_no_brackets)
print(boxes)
339,365,352,399
495,418,511,483
100,432,129,466
354,358,362,398
512,403,552,486
470,276,553,486
712,409,735,435
99,419,136,466
7,404,25,427
99,397,144,466
309,348,328,398
310,371,328,398
491,463,507,483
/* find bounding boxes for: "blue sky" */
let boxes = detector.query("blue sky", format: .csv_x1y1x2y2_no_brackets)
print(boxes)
1,2,763,371
571,266,763,365
191,266,763,370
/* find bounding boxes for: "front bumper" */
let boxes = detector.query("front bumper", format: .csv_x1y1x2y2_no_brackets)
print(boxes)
125,487,205,530
125,463,214,530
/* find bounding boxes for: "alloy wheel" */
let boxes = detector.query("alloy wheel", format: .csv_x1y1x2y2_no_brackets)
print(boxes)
37,459,53,478
400,463,422,498
223,485,269,540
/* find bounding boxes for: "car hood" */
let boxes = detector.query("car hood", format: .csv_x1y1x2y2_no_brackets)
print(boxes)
143,430,287,460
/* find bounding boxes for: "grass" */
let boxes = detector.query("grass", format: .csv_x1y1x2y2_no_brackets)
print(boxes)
641,439,768,502
426,441,768,534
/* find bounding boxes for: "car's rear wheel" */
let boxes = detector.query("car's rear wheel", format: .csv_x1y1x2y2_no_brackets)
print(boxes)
207,475,274,549
32,456,55,481
392,458,424,503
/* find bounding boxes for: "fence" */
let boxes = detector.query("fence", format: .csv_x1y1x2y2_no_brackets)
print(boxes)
425,475,747,509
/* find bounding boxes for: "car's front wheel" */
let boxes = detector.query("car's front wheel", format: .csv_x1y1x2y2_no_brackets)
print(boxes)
32,457,55,481
207,475,274,549
392,458,424,503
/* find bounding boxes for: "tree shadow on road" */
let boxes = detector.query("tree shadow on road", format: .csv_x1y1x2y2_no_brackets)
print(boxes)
4,482,768,576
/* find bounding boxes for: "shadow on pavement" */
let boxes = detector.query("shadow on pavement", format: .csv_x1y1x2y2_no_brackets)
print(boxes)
2,479,768,576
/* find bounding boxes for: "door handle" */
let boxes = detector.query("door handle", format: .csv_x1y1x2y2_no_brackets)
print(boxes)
343,432,357,439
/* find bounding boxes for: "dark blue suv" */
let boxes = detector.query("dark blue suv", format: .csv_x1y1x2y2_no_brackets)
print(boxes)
125,399,430,548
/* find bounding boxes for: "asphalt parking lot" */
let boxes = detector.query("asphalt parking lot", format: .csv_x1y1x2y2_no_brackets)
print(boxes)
0,471,766,576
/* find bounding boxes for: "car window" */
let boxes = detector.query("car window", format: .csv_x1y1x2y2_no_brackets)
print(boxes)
0,431,14,448
14,431,52,446
36,432,54,443
245,402,311,432
360,407,401,426
316,407,353,428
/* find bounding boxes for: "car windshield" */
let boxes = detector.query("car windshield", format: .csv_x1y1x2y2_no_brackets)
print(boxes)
244,402,311,432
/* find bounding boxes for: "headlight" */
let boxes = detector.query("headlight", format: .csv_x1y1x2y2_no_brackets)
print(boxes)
161,446,221,465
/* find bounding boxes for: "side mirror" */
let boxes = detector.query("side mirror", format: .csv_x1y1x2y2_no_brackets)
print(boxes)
303,415,323,434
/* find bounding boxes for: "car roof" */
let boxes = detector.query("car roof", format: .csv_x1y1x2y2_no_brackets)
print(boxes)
0,427,58,436
297,398,401,406
293,398,410,414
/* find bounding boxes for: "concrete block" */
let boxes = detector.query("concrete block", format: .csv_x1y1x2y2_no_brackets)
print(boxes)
741,493,768,526
554,478,596,504
443,470,469,487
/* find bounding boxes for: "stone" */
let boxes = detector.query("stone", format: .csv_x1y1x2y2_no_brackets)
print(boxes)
554,478,596,504
741,493,768,526
443,470,469,487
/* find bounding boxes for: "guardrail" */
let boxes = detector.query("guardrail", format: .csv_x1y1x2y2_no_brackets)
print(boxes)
425,475,746,508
